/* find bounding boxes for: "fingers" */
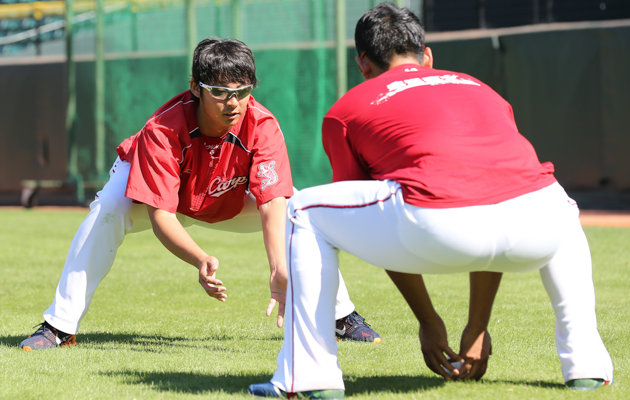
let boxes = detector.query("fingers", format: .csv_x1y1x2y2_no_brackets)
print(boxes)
199,264,222,285
265,298,285,328
456,329,492,381
456,359,487,381
266,298,276,317
423,349,461,380
201,275,224,286
199,280,227,301
277,299,285,328
197,257,226,300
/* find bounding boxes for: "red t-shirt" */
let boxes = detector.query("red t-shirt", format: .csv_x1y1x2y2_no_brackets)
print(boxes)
117,91,293,223
323,64,556,208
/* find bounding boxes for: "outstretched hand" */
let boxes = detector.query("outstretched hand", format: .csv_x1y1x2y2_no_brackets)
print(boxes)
266,268,287,327
197,256,227,301
457,326,492,380
419,316,463,379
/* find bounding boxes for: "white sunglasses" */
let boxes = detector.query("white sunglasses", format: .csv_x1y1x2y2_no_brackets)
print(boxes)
199,82,253,100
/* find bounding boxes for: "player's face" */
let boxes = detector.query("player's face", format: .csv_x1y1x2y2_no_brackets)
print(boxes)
192,80,252,138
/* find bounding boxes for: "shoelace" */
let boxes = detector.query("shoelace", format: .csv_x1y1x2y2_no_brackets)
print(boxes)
343,312,373,334
31,322,48,335
348,312,372,327
32,322,71,342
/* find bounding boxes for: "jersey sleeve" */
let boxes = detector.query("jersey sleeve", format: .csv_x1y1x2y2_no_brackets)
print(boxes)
322,116,371,182
123,126,182,213
248,118,294,207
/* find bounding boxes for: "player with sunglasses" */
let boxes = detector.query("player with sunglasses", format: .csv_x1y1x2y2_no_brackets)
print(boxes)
20,38,380,351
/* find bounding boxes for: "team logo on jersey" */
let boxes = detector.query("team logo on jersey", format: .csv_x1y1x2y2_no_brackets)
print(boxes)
257,161,278,191
372,74,480,105
208,176,248,197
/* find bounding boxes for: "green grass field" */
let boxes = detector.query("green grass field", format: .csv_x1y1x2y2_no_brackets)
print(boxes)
0,208,627,399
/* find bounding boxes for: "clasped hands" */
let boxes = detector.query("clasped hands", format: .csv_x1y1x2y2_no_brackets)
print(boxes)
420,316,492,381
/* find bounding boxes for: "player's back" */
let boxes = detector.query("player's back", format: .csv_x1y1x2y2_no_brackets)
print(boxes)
323,64,556,209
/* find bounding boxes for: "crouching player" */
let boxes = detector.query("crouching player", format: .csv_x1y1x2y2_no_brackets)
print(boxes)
248,4,613,399
20,38,380,350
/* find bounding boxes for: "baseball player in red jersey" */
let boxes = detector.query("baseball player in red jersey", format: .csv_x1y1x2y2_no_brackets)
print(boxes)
249,4,613,398
20,38,380,350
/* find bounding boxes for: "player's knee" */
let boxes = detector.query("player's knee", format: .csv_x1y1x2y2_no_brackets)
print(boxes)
92,191,132,217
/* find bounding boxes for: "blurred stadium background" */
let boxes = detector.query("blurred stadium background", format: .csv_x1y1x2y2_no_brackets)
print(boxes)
0,0,629,207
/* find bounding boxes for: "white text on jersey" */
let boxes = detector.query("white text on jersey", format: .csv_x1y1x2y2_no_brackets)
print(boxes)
372,74,480,105
208,176,248,197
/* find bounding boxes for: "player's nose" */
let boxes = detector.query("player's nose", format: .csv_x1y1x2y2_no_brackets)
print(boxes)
226,93,240,106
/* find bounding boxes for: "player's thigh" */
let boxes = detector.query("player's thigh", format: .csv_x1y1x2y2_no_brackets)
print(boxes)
91,157,144,233
490,183,575,273
290,181,573,275
288,180,484,274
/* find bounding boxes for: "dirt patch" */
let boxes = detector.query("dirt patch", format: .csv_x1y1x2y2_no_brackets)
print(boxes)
579,210,630,227
3,207,630,227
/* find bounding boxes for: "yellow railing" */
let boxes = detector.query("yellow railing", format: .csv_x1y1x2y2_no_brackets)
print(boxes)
0,0,299,20
0,0,194,20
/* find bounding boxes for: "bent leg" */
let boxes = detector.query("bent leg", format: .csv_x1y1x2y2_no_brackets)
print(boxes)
272,180,420,392
272,218,344,392
334,271,354,320
44,158,138,334
539,209,613,383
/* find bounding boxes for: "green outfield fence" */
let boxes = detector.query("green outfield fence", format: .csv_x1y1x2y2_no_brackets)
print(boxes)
1,1,630,205
0,0,423,203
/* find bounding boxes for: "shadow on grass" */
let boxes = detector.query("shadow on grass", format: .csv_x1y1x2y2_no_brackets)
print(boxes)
482,379,566,389
102,371,270,395
102,371,449,395
0,331,281,350
102,371,564,395
345,376,565,394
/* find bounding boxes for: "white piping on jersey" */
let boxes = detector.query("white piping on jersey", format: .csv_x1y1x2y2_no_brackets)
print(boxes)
372,74,480,105
178,128,196,165
248,105,285,139
140,99,196,130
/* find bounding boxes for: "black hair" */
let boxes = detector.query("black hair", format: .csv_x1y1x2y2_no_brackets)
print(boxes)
192,38,258,88
355,3,425,70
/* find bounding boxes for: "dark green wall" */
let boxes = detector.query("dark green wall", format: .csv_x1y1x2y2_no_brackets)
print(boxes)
1,25,629,196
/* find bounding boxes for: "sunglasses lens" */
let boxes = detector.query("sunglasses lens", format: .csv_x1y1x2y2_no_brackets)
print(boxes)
236,86,253,99
209,88,228,99
203,84,252,100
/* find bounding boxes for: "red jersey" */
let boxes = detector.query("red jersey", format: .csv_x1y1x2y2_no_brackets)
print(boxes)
117,91,293,223
323,64,556,209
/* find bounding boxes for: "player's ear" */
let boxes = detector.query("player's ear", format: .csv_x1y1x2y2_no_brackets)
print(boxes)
423,47,434,68
190,79,201,98
355,52,373,81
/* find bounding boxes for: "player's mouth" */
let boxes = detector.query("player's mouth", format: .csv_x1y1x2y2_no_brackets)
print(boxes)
223,111,241,120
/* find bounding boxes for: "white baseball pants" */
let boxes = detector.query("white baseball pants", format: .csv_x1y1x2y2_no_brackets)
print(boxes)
43,158,356,334
271,180,613,392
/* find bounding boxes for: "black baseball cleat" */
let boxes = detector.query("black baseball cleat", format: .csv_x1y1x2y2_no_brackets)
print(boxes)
20,321,77,351
335,311,381,343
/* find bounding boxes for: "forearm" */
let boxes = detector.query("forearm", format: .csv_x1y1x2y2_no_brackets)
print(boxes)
467,271,502,331
259,197,288,274
147,206,208,268
386,270,440,325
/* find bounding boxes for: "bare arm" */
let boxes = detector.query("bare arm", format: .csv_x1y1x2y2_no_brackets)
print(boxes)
259,196,288,328
147,205,227,301
386,270,462,379
458,271,502,380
